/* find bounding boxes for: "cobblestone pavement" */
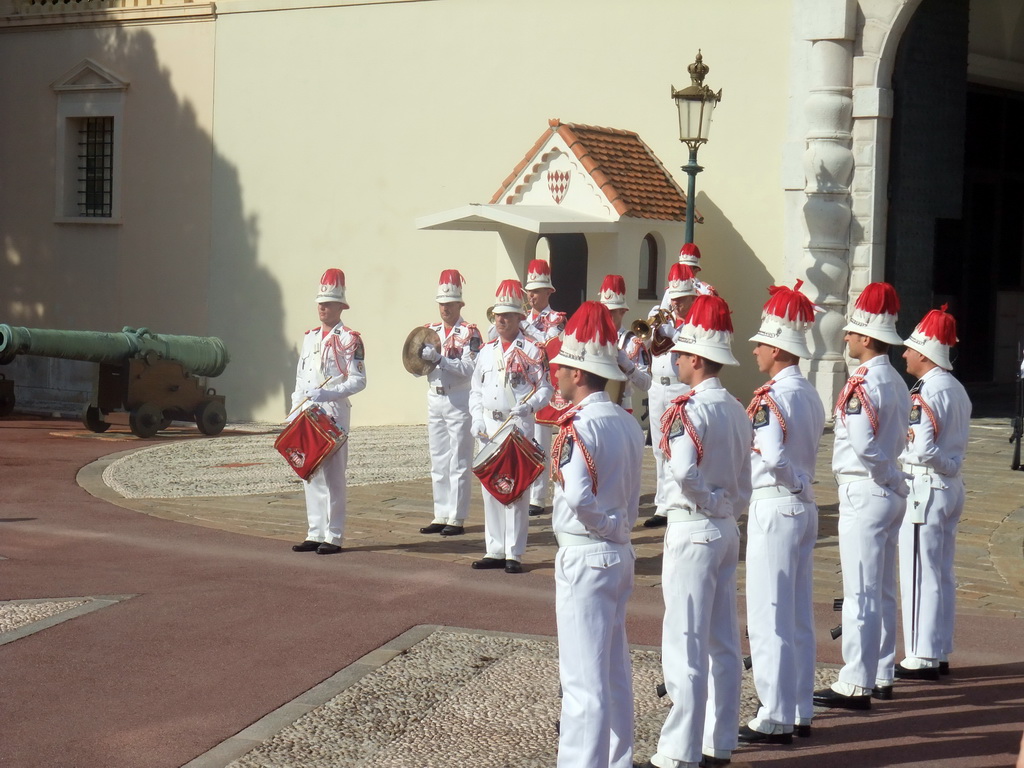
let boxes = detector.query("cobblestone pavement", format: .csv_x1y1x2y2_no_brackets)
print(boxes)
80,417,1024,617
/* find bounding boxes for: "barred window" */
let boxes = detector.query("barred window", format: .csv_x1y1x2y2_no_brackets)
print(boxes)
77,116,113,217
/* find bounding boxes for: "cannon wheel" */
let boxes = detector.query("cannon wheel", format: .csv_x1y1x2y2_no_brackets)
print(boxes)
81,404,110,433
129,403,164,438
195,399,226,436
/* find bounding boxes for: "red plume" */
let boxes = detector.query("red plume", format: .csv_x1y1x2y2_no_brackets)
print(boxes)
564,301,618,346
527,259,552,276
855,282,900,315
496,278,525,300
320,268,345,288
439,269,464,287
679,243,702,261
684,295,733,333
600,274,626,295
915,304,958,345
763,279,816,323
667,263,696,284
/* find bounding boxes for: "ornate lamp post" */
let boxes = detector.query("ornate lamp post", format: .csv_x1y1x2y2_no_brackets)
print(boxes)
672,50,722,244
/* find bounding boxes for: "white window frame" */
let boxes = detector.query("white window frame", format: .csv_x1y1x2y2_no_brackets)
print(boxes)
52,60,128,225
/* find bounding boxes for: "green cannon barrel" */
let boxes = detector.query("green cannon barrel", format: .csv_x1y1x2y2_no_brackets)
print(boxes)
0,325,230,377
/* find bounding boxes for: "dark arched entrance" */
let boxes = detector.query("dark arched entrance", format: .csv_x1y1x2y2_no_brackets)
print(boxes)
544,233,588,317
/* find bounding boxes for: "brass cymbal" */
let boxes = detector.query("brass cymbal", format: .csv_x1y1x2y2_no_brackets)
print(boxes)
402,326,442,376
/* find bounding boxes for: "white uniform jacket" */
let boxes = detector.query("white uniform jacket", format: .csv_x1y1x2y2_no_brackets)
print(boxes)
666,378,753,519
750,365,825,497
552,392,645,542
469,334,554,421
290,323,367,421
521,307,566,348
899,366,971,478
832,355,911,492
616,328,652,404
424,320,482,393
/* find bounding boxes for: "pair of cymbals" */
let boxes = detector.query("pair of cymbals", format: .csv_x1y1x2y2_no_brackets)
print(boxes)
401,327,441,375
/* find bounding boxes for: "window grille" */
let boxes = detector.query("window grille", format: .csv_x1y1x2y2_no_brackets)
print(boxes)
77,116,113,217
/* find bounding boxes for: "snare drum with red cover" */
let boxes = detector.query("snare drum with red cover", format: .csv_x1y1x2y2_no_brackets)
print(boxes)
275,405,347,481
472,422,545,505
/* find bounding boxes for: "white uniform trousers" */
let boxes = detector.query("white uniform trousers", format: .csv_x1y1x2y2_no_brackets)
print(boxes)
480,414,531,561
302,404,351,546
530,422,553,508
648,383,678,518
898,476,965,661
745,495,817,731
654,517,741,766
837,478,906,689
426,387,473,525
555,541,635,768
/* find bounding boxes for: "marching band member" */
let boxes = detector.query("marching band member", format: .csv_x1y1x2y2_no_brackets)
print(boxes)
288,269,366,555
469,279,553,573
897,305,971,679
522,259,567,517
814,282,911,710
418,270,482,538
598,274,652,412
642,263,698,528
549,301,644,768
741,282,824,744
650,295,752,768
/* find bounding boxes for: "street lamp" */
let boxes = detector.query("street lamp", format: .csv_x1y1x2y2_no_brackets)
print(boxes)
672,50,722,244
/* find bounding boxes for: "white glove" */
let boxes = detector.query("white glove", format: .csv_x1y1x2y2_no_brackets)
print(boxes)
472,419,487,440
616,349,635,374
510,402,532,418
420,345,441,363
307,387,331,404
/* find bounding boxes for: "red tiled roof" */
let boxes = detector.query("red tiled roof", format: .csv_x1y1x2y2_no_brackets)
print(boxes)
489,118,699,222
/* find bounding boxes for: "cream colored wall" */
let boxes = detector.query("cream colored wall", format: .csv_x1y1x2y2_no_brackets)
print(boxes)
210,0,793,424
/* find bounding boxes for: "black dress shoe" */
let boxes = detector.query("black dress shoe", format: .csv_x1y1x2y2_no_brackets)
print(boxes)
528,505,545,516
643,514,667,528
291,540,320,552
796,724,812,738
895,662,940,680
872,685,893,700
738,725,792,745
813,687,871,710
471,557,506,570
504,560,523,574
699,756,731,767
440,525,464,536
315,543,342,555
939,661,950,675
419,523,446,534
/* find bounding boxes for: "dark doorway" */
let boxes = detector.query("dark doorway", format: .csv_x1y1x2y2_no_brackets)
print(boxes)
544,234,588,317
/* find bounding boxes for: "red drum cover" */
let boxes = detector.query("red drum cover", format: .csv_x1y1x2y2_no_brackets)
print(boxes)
275,405,347,481
535,337,568,425
472,424,545,505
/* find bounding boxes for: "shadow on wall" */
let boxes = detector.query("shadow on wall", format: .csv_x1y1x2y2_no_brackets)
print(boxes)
688,192,774,397
0,26,288,421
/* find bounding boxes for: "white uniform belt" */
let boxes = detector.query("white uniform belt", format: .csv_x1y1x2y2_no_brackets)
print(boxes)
555,531,608,547
750,484,795,502
667,507,708,523
834,471,869,485
904,464,932,476
429,382,469,396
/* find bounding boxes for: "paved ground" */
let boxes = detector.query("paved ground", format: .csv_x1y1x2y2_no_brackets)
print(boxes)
1,415,1023,767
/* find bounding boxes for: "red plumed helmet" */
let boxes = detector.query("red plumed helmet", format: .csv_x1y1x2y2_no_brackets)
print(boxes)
843,281,903,346
666,263,697,298
748,279,819,358
598,274,629,310
904,303,958,369
525,259,555,291
671,294,740,366
492,279,527,315
678,242,702,267
317,268,349,307
436,269,465,304
550,301,626,381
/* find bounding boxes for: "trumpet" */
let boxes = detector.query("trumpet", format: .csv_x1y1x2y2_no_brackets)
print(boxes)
486,305,496,324
630,309,674,340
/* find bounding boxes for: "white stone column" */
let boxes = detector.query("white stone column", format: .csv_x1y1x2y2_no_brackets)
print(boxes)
796,0,857,417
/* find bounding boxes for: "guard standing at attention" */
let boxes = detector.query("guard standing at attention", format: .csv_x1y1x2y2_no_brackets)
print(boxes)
896,305,971,680
740,281,824,745
289,269,367,555
522,259,567,517
469,279,553,573
418,270,483,538
814,282,911,710
649,294,752,768
549,301,645,768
